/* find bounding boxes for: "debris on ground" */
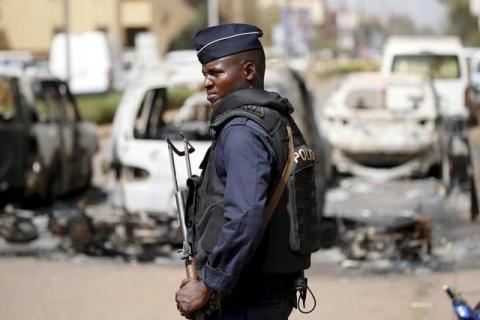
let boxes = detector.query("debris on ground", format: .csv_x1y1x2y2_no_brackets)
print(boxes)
1,200,181,262
320,210,431,263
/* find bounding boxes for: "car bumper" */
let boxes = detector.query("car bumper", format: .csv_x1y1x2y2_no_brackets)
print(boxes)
332,147,439,180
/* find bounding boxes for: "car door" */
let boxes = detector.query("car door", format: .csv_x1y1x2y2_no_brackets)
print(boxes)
32,79,93,197
112,86,210,217
0,76,29,203
57,81,97,192
31,80,69,197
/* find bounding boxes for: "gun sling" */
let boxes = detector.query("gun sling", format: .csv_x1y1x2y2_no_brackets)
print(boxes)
263,122,295,227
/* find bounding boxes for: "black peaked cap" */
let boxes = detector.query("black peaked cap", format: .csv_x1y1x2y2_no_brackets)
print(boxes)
193,23,263,64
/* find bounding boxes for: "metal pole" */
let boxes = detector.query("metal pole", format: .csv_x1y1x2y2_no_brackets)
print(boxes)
64,0,71,85
208,0,219,27
167,143,179,193
183,137,192,178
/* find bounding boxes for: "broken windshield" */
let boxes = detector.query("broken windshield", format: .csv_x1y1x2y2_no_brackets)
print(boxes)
133,86,211,140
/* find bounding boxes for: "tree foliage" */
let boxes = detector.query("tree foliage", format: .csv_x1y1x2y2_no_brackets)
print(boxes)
441,0,480,46
168,3,208,51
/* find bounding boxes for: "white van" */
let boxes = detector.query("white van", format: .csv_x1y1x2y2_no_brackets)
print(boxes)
381,36,469,120
49,32,126,95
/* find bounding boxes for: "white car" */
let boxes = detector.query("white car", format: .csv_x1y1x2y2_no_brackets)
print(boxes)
108,60,329,226
322,72,440,180
108,61,206,218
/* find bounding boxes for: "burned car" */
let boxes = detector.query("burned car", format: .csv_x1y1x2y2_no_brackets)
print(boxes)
108,61,208,219
321,72,440,179
0,67,98,207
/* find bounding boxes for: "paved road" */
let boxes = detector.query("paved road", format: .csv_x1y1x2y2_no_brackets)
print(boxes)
1,257,479,320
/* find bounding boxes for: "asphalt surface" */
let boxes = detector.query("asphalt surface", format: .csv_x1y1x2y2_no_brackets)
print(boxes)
1,257,479,320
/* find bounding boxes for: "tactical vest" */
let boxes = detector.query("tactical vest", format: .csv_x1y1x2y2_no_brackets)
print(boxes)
186,104,320,276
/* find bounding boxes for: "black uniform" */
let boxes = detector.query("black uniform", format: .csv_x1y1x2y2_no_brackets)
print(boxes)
188,88,317,319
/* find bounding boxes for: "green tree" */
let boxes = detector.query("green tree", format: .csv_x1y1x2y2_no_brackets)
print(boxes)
386,15,417,35
441,0,480,46
168,4,208,51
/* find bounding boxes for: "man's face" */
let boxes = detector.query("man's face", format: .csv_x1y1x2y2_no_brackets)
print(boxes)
201,55,249,107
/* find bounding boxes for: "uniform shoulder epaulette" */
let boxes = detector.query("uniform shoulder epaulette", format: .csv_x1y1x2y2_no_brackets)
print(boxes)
211,105,283,136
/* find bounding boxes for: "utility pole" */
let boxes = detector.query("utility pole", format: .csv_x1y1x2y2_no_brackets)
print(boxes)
63,0,71,85
208,0,219,27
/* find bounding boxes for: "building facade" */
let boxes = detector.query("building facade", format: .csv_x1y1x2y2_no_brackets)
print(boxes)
0,0,195,56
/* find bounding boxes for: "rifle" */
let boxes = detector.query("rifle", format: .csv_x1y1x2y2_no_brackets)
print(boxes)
165,134,198,280
167,135,222,319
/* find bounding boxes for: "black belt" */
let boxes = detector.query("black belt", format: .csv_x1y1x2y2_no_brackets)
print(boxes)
229,272,300,298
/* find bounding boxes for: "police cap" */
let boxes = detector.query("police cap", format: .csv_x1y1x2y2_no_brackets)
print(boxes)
193,23,263,64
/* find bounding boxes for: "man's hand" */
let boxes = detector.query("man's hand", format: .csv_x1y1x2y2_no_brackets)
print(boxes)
175,278,214,318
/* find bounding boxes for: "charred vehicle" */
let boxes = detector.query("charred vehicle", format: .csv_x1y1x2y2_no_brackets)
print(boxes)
0,67,98,207
321,72,440,179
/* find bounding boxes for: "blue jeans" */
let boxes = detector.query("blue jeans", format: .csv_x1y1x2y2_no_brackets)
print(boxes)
206,275,297,320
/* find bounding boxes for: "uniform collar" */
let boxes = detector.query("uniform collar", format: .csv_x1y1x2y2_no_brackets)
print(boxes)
210,88,293,127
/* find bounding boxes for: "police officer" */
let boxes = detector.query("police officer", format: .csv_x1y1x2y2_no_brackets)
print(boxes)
175,23,317,319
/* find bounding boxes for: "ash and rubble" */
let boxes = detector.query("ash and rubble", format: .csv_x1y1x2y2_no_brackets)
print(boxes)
1,175,478,275
309,176,480,274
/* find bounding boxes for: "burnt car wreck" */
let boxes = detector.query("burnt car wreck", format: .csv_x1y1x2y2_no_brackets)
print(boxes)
46,203,180,260
340,214,431,261
322,72,440,180
320,211,432,263
1,203,433,264
0,67,98,207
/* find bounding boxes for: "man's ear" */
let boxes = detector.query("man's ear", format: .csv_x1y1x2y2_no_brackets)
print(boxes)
244,61,257,81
